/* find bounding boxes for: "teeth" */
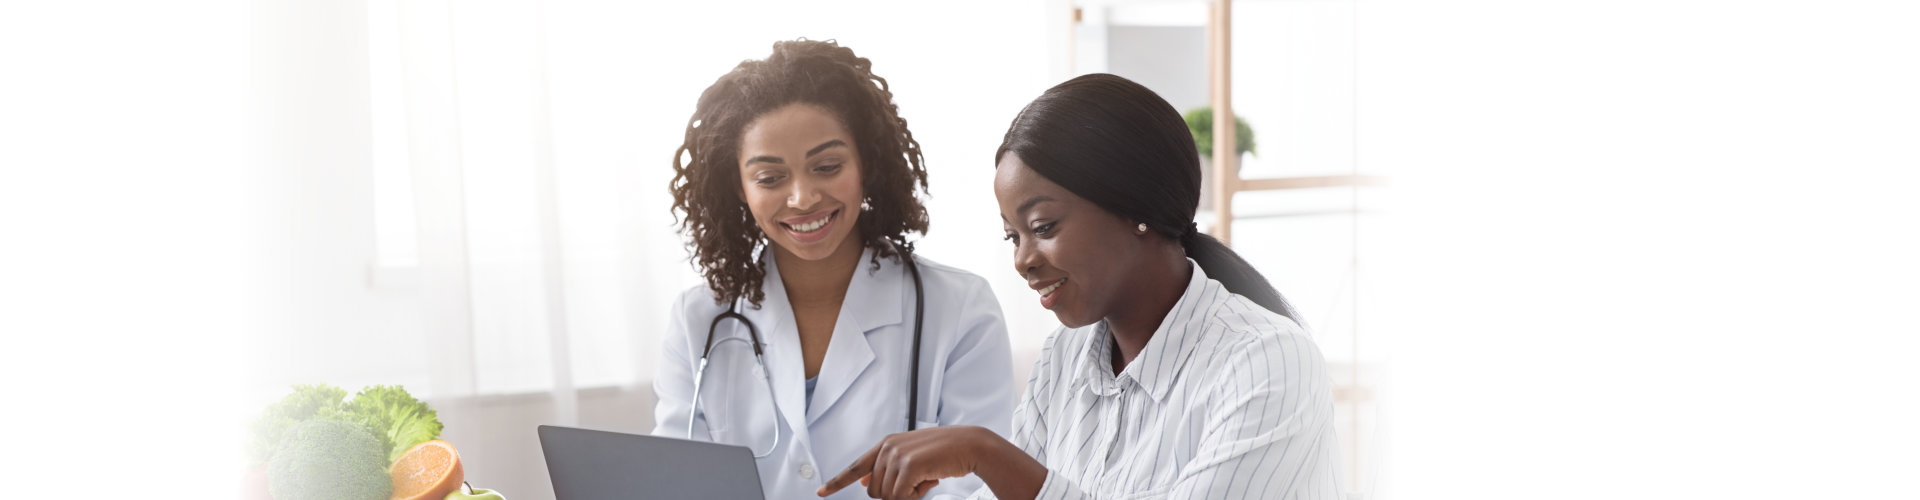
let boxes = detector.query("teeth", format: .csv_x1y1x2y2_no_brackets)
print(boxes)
789,212,832,233
1039,279,1063,296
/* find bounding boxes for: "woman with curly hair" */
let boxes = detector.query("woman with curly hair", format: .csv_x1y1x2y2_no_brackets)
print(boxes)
651,39,1014,500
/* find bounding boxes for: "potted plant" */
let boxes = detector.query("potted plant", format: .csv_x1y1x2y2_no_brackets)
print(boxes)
1183,107,1256,209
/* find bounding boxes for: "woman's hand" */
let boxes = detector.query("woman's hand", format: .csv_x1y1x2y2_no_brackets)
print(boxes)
817,425,1031,500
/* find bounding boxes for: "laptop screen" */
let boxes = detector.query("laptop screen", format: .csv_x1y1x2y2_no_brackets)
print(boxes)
538,425,765,500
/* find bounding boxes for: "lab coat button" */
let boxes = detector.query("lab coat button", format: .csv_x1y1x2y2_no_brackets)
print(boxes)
799,463,815,479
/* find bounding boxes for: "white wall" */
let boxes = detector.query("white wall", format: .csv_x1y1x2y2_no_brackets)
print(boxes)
1360,1,1920,498
4,1,251,498
1106,25,1210,112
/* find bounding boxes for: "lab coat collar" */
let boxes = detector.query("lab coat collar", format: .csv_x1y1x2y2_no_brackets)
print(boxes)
757,247,909,429
806,247,908,425
747,252,806,442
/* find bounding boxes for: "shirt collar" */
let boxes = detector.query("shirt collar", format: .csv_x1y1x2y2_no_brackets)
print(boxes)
1075,258,1221,402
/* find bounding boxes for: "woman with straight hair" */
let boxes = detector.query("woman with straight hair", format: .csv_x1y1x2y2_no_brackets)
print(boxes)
819,73,1339,500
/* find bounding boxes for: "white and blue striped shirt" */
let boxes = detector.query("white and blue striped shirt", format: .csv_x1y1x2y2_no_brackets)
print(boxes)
970,259,1340,499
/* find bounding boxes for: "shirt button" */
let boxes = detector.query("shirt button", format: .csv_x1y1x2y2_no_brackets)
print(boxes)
799,463,816,479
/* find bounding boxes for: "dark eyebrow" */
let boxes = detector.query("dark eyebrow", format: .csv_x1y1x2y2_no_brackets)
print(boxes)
807,139,848,158
1015,195,1056,216
746,140,848,168
745,155,783,166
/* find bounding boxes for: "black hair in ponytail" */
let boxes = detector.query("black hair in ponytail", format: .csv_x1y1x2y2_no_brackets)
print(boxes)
994,73,1298,320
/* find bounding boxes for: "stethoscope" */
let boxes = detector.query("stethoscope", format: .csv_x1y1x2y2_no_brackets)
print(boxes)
687,250,927,458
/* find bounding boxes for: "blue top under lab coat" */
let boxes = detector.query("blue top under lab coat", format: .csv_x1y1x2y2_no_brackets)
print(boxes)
653,248,1016,500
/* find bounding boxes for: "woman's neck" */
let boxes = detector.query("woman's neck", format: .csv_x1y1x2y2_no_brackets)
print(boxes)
772,231,866,308
1105,246,1192,374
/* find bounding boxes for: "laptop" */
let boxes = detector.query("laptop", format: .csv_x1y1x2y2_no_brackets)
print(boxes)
537,425,766,500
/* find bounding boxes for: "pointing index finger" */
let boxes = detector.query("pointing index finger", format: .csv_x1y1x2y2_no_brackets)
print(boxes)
817,445,879,496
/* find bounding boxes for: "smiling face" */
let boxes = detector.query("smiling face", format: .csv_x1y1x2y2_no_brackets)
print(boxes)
738,103,865,261
995,153,1145,328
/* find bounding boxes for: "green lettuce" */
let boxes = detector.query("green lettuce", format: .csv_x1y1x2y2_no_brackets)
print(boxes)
340,385,444,463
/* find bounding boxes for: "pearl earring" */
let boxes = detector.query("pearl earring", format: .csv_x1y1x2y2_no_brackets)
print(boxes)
1137,223,1149,233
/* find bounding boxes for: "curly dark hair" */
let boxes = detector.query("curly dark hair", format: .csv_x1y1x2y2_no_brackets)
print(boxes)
670,39,931,308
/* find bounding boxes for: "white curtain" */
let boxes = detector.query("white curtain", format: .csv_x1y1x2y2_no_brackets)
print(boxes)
371,0,704,421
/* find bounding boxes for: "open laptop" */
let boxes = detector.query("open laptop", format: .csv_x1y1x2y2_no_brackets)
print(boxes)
537,425,766,500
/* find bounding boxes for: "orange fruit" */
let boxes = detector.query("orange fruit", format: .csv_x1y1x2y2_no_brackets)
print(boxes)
388,440,464,500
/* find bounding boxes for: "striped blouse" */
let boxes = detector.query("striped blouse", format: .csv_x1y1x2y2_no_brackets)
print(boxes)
969,259,1341,499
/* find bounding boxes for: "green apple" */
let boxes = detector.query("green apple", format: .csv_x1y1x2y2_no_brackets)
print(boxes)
445,482,506,500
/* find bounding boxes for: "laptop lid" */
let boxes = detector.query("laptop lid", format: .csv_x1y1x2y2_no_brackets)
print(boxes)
537,425,765,500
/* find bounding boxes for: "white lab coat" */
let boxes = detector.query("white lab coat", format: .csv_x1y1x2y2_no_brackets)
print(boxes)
653,248,1015,500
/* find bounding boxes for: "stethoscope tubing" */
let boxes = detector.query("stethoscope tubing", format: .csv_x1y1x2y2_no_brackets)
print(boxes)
687,335,784,457
688,252,925,458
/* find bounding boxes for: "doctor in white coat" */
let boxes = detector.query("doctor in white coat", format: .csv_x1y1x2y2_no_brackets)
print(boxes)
653,39,1014,500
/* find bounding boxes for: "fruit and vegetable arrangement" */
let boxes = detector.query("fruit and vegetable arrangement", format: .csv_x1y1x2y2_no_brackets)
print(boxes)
244,384,507,500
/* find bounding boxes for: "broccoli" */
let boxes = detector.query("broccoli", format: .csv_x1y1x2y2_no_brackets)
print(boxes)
267,419,393,500
249,384,350,465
